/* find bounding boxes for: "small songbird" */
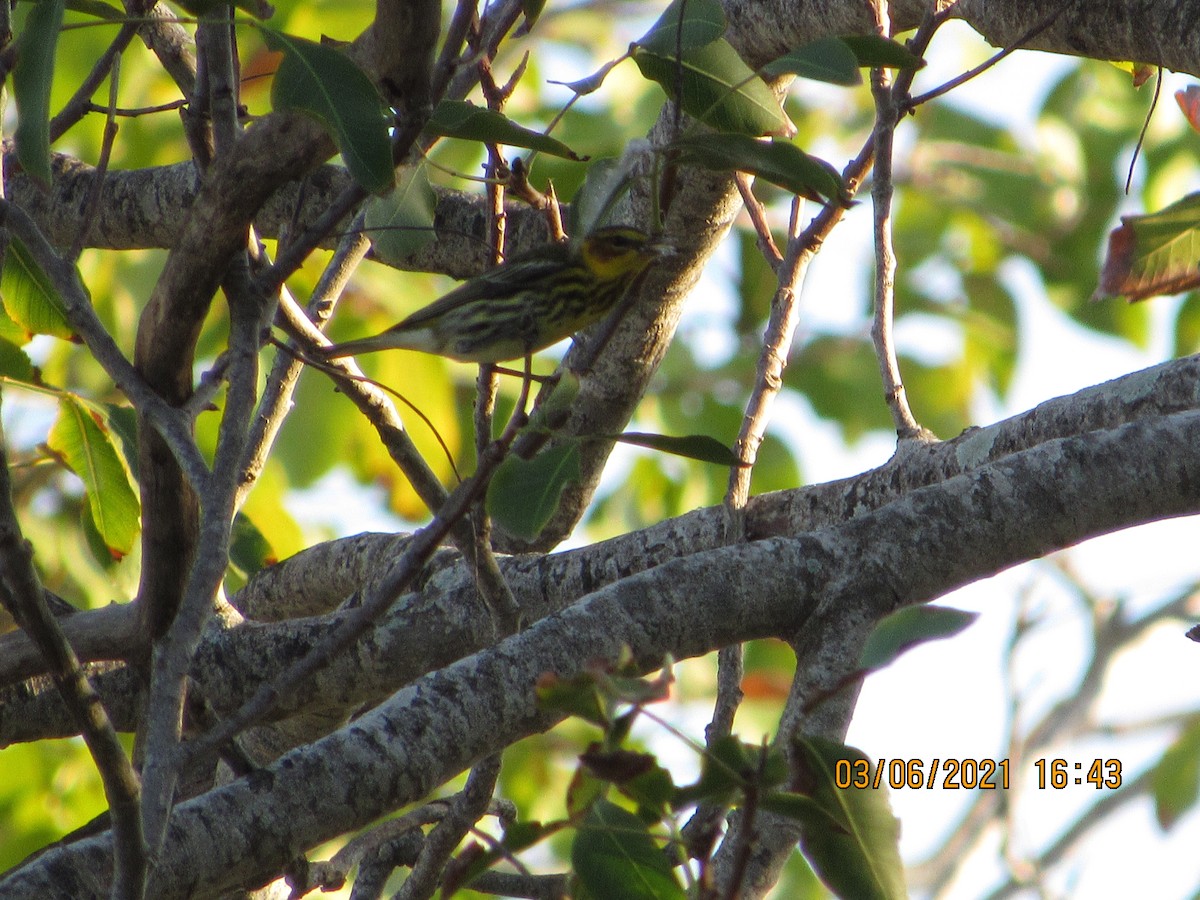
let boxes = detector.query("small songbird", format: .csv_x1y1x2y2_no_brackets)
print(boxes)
319,226,668,364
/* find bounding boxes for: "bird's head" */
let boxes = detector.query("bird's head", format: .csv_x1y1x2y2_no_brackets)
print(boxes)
579,226,669,281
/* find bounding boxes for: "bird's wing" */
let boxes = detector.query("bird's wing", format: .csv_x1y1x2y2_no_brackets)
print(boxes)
396,248,570,328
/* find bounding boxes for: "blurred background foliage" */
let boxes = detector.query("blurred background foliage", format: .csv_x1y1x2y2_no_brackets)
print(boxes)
3,0,1198,889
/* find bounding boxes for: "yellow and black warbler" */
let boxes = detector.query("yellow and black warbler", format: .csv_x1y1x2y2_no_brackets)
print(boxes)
320,226,668,364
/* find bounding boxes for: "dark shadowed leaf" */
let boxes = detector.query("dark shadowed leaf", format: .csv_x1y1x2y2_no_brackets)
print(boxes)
613,431,739,466
572,800,684,900
635,0,726,55
261,28,393,194
364,164,437,263
791,738,906,900
672,133,847,204
838,34,924,70
427,100,584,159
633,40,794,137
763,37,861,85
487,443,582,540
12,0,64,187
859,605,978,671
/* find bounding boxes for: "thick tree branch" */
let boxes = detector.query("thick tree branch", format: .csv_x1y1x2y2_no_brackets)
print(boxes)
7,401,1200,896
3,354,1198,736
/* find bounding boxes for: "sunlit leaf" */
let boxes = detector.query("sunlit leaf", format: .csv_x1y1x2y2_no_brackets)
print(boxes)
47,395,141,557
1151,717,1200,829
426,100,584,159
633,39,794,137
1095,192,1200,302
12,0,64,187
261,28,393,194
487,442,581,540
1,238,74,341
1175,85,1200,133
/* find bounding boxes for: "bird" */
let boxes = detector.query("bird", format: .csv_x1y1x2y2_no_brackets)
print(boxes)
318,225,667,364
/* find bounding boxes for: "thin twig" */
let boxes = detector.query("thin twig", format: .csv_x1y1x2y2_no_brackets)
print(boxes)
395,755,503,900
49,19,141,142
67,51,122,264
868,2,923,439
236,223,373,511
908,4,1074,110
139,259,271,853
734,173,783,271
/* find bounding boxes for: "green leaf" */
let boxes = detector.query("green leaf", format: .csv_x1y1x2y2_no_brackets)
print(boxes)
426,100,585,160
792,737,907,900
633,39,794,137
859,605,978,671
364,163,437,263
635,0,726,55
674,736,754,808
572,800,684,900
838,35,924,70
487,442,581,540
521,0,548,29
64,0,124,20
1151,716,1200,829
1095,192,1200,302
443,819,565,896
261,28,393,194
763,37,862,86
613,431,739,466
1173,292,1200,356
228,513,274,583
568,159,636,238
0,340,35,381
671,133,846,204
12,0,65,187
47,395,141,558
1,237,74,340
536,671,611,728
175,0,274,19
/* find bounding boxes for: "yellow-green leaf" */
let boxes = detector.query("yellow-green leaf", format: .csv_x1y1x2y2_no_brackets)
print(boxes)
1,238,74,340
47,395,140,557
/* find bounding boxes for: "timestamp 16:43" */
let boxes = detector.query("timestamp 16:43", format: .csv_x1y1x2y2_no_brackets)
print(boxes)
1035,758,1123,790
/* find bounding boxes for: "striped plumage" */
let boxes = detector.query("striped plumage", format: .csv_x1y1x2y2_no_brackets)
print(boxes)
320,226,665,364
